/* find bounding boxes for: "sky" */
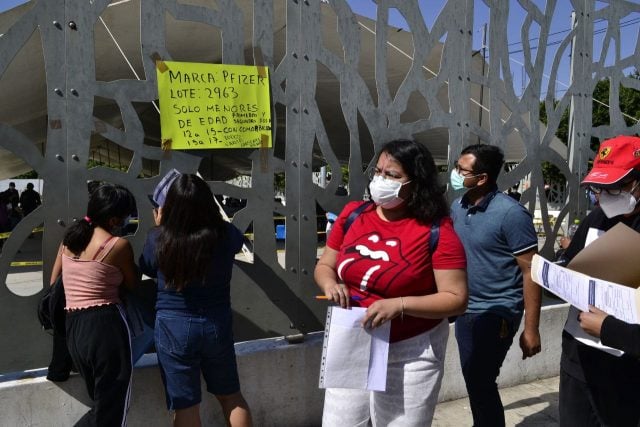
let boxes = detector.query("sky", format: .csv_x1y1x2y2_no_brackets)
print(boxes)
1,0,27,12
347,0,640,100
2,0,638,99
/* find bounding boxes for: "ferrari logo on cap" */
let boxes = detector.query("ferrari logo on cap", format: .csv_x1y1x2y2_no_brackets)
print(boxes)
599,147,612,159
634,149,640,158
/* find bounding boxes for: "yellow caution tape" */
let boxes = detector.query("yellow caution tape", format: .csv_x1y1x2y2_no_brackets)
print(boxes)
0,226,45,240
10,261,43,267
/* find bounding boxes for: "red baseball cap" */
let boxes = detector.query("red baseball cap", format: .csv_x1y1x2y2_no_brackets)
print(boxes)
581,135,640,186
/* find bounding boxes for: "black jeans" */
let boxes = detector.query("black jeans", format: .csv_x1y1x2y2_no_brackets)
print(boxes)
455,312,520,427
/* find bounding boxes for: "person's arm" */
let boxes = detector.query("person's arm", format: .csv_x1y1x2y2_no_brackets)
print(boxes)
49,244,63,285
138,231,158,279
362,268,468,329
579,305,640,358
600,313,640,358
110,239,139,291
517,248,542,359
314,246,351,308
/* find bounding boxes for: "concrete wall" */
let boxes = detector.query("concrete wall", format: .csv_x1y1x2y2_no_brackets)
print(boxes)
0,304,568,426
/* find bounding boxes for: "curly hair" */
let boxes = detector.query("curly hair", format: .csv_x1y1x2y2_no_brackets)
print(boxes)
375,139,449,224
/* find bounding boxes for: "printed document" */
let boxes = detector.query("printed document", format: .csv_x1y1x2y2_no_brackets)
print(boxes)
531,254,640,355
531,254,639,323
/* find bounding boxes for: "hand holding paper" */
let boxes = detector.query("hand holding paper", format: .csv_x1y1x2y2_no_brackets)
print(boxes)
578,305,609,338
361,298,401,329
530,253,640,356
530,254,639,324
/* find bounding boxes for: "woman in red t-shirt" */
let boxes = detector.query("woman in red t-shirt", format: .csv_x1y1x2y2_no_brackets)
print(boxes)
315,139,468,426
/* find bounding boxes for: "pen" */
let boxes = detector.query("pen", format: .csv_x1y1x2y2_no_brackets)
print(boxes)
315,295,363,301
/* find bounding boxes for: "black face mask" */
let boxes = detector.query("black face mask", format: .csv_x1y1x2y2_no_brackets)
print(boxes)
110,216,128,237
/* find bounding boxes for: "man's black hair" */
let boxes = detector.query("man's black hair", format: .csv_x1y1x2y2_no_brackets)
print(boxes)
460,144,505,184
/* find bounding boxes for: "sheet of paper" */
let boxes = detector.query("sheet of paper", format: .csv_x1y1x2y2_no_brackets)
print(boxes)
319,306,390,391
367,317,391,391
531,255,589,311
532,254,640,355
568,223,640,288
531,255,639,323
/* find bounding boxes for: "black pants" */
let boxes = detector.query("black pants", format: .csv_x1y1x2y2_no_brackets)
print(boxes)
47,331,73,381
560,368,640,427
455,312,519,427
66,305,132,427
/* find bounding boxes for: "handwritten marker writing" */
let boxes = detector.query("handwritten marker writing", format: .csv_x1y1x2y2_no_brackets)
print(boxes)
315,295,363,301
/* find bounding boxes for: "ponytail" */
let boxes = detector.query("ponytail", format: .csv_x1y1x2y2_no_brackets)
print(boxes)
63,217,95,255
62,183,135,256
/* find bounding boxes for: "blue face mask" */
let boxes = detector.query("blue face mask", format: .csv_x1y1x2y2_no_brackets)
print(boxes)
450,170,466,191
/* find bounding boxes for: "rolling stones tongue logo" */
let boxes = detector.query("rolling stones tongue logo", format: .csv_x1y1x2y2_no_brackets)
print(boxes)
337,232,409,292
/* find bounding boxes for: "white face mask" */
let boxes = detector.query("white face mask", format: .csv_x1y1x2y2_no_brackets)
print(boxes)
599,189,639,218
369,175,410,209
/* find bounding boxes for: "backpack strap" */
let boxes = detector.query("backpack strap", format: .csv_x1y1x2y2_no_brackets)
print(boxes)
429,218,440,255
342,201,374,234
342,202,440,255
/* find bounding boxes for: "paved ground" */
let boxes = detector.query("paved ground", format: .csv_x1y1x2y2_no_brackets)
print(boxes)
433,376,560,426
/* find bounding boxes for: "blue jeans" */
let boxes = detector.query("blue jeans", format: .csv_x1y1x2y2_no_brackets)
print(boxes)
455,312,520,427
155,308,240,410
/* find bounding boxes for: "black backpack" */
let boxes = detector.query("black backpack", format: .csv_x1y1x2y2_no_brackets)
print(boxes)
342,201,440,254
37,276,66,334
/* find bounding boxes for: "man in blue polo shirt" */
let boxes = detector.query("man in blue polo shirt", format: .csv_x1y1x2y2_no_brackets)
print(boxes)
450,144,541,427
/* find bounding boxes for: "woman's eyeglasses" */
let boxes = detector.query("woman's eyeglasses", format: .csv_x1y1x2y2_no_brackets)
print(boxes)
367,168,405,181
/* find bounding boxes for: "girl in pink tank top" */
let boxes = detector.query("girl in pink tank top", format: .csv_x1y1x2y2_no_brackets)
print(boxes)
49,183,137,426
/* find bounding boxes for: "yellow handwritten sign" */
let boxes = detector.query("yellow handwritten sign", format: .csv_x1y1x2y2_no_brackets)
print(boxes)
157,61,272,149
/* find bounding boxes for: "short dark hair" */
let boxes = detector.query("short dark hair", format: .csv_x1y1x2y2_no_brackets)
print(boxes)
9,182,15,187
460,144,504,184
26,183,34,189
375,139,448,224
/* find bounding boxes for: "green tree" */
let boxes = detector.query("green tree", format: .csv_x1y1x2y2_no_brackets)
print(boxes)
539,100,569,186
539,70,640,185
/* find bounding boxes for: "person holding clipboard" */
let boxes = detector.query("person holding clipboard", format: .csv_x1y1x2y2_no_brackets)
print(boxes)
314,139,468,426
558,135,640,427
